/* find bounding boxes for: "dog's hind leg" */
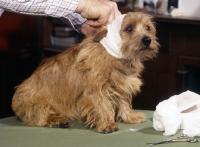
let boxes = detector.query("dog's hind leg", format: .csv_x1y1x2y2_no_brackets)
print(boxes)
12,96,70,128
19,104,69,128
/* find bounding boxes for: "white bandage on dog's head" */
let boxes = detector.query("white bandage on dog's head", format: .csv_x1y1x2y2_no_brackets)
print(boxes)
100,14,126,58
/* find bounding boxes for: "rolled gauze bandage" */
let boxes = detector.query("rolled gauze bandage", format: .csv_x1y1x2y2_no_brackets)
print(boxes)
153,90,200,137
153,96,182,136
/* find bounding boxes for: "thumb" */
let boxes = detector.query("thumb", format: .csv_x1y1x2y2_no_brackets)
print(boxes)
86,20,101,27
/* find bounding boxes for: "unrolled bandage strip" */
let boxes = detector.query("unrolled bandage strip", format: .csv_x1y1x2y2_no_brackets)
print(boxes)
153,90,200,137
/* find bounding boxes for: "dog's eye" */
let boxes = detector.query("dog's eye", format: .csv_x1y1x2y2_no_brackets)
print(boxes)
146,25,150,31
125,26,133,33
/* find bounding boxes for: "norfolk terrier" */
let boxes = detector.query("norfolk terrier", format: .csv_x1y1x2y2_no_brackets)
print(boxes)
12,12,159,133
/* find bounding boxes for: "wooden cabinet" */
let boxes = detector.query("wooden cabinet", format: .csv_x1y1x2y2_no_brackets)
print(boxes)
133,14,200,110
0,12,41,118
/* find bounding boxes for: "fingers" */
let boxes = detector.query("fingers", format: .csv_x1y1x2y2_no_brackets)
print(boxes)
77,0,121,28
81,23,99,36
86,1,121,27
86,18,110,27
106,2,121,24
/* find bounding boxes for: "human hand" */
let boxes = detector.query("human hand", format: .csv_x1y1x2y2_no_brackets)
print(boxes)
81,22,99,36
76,0,121,27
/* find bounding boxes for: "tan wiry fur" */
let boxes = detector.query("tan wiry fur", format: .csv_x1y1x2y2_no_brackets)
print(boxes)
12,12,159,133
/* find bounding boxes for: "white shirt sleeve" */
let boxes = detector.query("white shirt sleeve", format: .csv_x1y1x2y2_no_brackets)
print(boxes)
61,13,86,32
0,0,86,31
0,8,4,16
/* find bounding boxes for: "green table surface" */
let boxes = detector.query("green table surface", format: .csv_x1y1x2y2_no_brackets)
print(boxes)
0,110,199,147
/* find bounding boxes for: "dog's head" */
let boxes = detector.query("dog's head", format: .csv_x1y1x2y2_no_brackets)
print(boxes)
94,12,159,60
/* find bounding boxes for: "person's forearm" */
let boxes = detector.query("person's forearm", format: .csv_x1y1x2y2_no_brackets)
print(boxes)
0,0,79,18
0,0,87,32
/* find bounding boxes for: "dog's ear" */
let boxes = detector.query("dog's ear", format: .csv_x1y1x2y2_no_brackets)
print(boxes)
93,26,107,42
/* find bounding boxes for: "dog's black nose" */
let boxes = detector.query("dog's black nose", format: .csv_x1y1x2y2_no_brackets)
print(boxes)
142,36,151,46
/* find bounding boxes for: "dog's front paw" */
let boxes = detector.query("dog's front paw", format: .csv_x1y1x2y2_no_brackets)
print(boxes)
124,112,146,124
97,122,118,134
46,116,70,128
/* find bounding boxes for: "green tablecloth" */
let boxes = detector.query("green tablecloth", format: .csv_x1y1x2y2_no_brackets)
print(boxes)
0,110,199,147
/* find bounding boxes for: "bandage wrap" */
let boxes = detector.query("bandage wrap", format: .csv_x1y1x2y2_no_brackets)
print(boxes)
100,14,126,58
